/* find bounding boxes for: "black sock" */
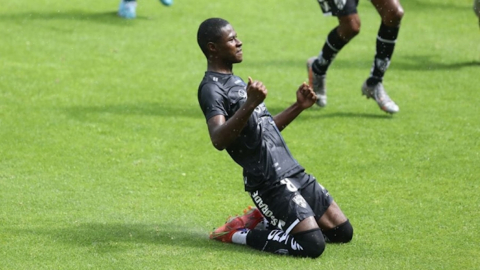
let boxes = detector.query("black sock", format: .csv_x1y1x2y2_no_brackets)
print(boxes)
313,27,348,76
367,23,400,86
246,229,325,258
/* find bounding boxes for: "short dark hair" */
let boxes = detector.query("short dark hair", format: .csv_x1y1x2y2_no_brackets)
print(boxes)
197,18,230,57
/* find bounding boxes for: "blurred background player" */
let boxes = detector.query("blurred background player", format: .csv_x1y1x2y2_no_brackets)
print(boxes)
474,0,480,27
118,0,173,19
307,0,404,114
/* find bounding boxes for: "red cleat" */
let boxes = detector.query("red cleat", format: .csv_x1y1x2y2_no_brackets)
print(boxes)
210,217,246,243
238,206,264,230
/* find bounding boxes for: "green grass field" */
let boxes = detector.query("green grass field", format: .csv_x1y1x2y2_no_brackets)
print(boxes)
1,0,479,269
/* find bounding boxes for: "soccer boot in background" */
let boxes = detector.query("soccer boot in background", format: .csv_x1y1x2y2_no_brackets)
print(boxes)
160,0,173,6
118,0,136,19
361,81,399,114
307,57,327,107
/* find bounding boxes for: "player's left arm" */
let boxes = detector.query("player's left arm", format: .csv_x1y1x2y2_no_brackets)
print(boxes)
272,83,317,131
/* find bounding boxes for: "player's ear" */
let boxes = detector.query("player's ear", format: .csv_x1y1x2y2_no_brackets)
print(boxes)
207,42,217,53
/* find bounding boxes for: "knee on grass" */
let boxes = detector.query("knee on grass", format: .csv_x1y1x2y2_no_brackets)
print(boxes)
292,229,326,258
322,219,354,243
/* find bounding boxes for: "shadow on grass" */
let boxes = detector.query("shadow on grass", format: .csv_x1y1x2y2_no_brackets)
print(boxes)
63,102,203,120
0,11,151,25
311,111,394,119
392,55,480,71
11,222,256,255
323,57,480,72
403,0,470,11
245,56,480,72
267,106,394,120
64,102,397,122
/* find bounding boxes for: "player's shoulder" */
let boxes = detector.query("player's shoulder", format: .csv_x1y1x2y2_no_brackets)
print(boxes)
199,72,245,94
204,71,245,86
199,80,222,97
199,72,225,90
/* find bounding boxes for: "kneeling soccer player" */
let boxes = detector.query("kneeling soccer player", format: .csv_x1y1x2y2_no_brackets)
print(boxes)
197,18,353,258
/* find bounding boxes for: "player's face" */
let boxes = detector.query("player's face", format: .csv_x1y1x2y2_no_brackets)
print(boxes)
216,24,243,63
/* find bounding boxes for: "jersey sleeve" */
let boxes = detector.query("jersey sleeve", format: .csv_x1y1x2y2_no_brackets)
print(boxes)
198,82,228,121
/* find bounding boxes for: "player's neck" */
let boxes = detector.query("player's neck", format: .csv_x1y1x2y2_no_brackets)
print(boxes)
207,61,233,74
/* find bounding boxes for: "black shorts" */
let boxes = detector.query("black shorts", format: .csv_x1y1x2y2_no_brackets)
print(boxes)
249,171,333,235
316,0,359,17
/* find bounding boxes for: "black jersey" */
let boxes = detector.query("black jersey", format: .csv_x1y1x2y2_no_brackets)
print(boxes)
198,71,304,191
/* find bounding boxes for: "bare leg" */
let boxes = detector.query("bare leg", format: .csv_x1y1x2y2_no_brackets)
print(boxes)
287,200,348,234
290,216,320,234
336,13,361,41
317,201,348,230
316,201,353,243
371,0,404,27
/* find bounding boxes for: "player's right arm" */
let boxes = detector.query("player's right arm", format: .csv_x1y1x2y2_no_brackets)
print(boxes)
206,77,267,151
